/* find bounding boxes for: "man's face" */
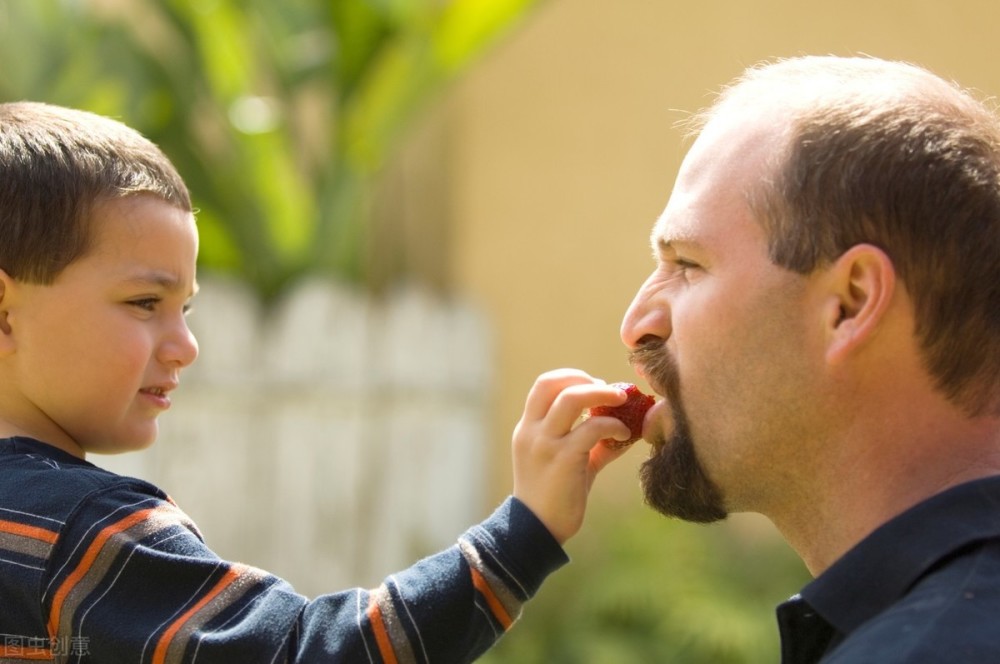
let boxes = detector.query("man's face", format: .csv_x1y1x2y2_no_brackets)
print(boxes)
621,111,822,521
5,195,199,456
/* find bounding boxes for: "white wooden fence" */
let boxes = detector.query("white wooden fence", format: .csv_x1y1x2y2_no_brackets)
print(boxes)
98,277,493,597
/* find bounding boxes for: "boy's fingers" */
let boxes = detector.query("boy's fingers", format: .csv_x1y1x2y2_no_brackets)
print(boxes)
588,438,635,474
565,415,630,453
542,383,627,438
521,368,597,421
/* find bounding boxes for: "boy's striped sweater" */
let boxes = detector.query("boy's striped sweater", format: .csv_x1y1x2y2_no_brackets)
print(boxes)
0,437,568,663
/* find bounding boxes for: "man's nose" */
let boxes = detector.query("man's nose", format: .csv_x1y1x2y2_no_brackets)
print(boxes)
620,274,671,349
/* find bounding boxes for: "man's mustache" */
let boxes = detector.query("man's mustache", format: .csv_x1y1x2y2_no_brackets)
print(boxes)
627,336,677,399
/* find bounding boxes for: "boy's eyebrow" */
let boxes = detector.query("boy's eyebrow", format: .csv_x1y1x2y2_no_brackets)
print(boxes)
122,270,199,297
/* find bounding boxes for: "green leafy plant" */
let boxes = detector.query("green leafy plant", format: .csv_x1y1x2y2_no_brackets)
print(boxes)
0,0,540,299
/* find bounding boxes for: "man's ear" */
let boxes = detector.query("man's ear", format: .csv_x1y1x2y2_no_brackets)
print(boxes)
822,244,896,365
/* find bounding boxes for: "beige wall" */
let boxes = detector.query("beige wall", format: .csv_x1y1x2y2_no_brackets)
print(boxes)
443,0,1000,504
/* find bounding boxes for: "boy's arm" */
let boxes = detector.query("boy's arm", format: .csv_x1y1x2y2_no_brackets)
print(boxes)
44,487,564,663
42,369,627,662
298,495,567,661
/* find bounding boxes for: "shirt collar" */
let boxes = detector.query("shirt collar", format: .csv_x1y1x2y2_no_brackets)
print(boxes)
0,436,91,467
799,475,1000,635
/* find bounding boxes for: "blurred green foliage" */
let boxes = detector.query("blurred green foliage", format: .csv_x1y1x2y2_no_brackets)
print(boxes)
0,0,539,299
481,505,811,663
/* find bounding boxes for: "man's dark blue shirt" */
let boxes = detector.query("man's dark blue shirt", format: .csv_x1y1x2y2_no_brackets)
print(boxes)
776,475,1000,662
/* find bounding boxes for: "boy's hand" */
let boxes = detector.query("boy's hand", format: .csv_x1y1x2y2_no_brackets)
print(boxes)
512,369,633,544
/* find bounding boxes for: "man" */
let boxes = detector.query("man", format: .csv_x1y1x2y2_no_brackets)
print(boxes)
616,56,1000,661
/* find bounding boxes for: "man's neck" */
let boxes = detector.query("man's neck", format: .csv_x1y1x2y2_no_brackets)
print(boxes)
768,406,1000,577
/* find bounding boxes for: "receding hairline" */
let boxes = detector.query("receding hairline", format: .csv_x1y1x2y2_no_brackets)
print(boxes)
683,56,983,139
677,55,999,243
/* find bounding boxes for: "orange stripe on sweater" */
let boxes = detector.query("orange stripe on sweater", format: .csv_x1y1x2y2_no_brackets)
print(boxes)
47,507,158,636
0,518,58,544
366,593,399,664
150,565,243,664
0,644,54,660
470,567,513,630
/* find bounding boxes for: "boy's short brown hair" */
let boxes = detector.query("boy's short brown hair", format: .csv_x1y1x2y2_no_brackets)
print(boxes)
0,101,191,284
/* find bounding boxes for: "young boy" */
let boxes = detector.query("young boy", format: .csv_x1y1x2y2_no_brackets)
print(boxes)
0,102,633,662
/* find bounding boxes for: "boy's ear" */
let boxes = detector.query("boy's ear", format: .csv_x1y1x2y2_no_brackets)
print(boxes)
821,244,896,365
0,269,15,350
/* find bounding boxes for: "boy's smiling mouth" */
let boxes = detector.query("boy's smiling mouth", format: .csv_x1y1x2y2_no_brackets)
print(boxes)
139,383,177,408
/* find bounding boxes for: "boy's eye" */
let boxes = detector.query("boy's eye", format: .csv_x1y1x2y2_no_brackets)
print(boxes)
128,297,195,315
129,297,159,312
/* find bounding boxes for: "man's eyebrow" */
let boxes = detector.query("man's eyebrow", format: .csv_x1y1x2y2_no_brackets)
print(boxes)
654,236,703,254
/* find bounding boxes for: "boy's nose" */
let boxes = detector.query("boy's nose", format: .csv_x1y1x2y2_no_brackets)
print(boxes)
159,320,199,368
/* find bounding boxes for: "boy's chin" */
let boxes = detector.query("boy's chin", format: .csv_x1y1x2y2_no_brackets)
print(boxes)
84,429,159,455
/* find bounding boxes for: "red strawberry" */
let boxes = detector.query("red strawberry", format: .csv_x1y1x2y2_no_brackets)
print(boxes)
589,382,656,450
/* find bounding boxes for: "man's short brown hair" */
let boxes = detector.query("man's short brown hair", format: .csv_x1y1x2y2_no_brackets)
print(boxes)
705,57,1000,416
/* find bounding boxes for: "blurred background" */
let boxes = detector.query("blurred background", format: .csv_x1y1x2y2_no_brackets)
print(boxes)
4,0,999,661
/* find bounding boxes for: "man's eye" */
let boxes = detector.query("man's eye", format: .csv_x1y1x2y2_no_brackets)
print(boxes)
673,258,699,270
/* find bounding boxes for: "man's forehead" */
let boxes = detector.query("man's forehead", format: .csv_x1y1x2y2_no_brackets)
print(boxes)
653,105,784,226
